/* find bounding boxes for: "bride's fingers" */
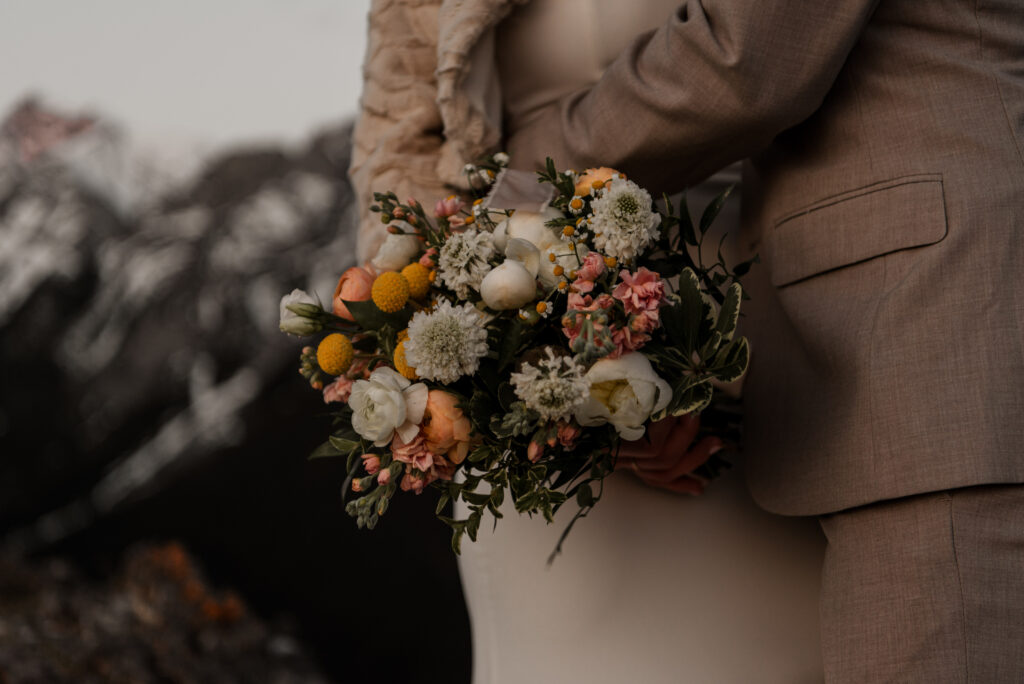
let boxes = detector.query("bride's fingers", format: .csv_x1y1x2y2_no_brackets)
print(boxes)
639,437,722,480
617,416,681,460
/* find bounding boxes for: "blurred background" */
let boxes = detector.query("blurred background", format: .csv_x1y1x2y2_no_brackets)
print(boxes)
0,2,471,681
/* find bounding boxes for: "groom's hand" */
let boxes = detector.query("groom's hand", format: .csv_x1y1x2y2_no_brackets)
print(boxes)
616,415,722,495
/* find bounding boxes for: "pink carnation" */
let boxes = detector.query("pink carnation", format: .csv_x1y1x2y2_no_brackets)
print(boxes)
556,421,582,450
609,324,650,358
361,454,382,475
572,252,606,293
392,432,435,472
400,472,426,494
612,268,665,316
377,469,392,486
323,376,354,404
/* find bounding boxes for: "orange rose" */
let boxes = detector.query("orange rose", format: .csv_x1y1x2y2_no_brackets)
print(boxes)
422,390,473,464
573,167,623,197
332,266,374,321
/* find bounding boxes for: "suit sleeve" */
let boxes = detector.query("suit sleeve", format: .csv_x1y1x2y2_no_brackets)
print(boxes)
506,0,880,194
349,0,449,263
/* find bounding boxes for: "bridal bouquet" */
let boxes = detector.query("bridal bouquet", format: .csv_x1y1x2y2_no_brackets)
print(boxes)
280,155,754,556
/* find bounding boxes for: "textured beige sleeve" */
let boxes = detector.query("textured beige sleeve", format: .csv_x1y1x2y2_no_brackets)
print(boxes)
350,0,450,263
506,0,880,195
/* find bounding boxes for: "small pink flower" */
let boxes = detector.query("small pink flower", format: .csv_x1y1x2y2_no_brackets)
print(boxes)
419,247,438,267
400,472,426,494
527,441,544,463
630,310,660,335
323,376,354,404
377,469,391,486
612,268,665,316
392,432,434,472
361,454,381,475
576,252,606,283
556,422,582,450
352,479,364,493
434,195,464,218
610,324,650,357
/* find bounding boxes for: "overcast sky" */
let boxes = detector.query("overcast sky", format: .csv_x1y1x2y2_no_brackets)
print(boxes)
0,0,371,147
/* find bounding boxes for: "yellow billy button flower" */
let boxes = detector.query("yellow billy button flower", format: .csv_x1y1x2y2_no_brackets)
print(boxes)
558,281,569,291
604,256,617,268
536,301,548,314
562,225,575,237
590,179,605,191
473,198,483,206
371,271,410,313
393,340,418,380
553,265,564,277
548,252,557,262
569,197,584,212
401,263,431,300
464,214,475,225
317,333,354,375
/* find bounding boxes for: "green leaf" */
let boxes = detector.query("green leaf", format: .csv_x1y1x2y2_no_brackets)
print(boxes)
715,283,742,341
699,185,735,234
677,190,697,246
576,482,595,507
671,382,714,417
328,436,360,454
712,337,750,383
341,298,415,331
496,318,528,371
308,440,342,460
661,269,714,356
435,493,451,515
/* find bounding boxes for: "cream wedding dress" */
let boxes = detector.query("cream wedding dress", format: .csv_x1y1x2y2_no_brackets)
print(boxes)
455,2,826,683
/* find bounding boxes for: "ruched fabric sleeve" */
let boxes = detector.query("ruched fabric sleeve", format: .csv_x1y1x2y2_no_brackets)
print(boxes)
350,0,449,263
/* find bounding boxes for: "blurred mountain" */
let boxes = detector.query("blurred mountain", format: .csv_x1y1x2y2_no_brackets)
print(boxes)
0,99,470,684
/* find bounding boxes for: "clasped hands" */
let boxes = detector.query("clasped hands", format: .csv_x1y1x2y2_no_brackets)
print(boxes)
616,414,722,495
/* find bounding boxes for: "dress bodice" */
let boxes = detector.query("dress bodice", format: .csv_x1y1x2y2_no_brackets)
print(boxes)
495,0,680,136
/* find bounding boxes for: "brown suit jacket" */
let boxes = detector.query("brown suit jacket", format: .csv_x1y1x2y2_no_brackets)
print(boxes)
507,0,1024,515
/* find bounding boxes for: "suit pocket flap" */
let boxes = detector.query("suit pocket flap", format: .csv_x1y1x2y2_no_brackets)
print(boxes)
769,175,948,287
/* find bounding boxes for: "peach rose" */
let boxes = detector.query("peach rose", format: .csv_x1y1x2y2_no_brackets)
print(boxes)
574,167,623,197
332,266,374,321
422,390,473,464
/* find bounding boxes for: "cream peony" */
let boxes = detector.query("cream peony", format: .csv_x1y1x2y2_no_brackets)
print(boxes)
479,238,539,310
371,232,421,271
349,367,428,447
574,352,671,440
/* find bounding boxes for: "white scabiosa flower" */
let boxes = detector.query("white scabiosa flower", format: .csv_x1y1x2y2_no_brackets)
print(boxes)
405,301,489,383
589,179,661,262
438,228,496,298
510,348,590,423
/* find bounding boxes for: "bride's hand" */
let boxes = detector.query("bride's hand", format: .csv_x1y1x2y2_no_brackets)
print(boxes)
616,414,722,495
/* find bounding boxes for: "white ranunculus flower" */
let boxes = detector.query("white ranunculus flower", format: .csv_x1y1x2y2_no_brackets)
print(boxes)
574,352,671,440
349,367,428,446
480,238,539,310
371,232,421,271
279,288,321,336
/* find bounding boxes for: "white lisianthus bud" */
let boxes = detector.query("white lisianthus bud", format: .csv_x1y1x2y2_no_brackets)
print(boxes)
574,352,671,440
371,232,421,271
349,367,428,446
279,289,322,336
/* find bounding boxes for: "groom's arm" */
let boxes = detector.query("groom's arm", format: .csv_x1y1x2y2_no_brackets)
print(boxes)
507,0,880,194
